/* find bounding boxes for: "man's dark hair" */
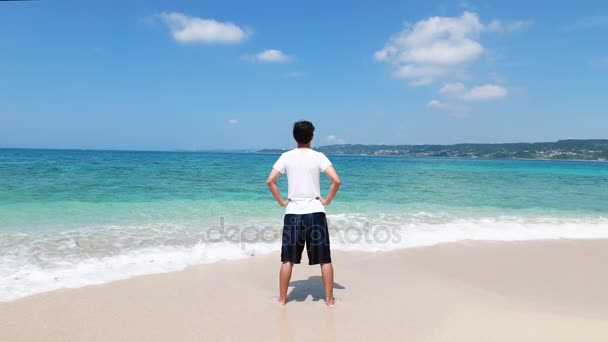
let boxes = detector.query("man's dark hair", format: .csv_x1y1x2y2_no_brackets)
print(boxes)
293,121,315,144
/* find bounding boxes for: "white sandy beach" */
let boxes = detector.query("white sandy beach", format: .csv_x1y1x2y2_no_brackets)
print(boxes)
1,239,608,342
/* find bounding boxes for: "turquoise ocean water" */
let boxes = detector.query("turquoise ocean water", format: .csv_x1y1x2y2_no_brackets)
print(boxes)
1,148,607,301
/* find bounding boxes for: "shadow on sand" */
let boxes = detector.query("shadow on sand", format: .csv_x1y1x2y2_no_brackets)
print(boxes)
286,276,346,303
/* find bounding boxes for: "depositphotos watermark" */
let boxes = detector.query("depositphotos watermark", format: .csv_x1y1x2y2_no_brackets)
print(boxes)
203,217,402,247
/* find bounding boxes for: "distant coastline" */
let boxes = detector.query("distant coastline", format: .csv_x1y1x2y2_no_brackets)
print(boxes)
2,139,607,161
257,139,608,161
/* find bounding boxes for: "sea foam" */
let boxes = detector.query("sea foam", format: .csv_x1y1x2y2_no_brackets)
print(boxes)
1,214,608,302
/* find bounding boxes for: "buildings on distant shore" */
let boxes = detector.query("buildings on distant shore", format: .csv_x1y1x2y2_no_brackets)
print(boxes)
258,140,608,161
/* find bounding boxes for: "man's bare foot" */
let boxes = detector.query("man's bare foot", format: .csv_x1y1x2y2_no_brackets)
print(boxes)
325,297,336,307
272,296,286,305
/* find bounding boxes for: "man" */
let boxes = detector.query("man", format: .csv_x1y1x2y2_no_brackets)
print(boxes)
266,121,341,306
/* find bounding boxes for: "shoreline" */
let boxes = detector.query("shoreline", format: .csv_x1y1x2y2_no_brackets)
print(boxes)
4,218,608,303
2,239,608,341
4,214,608,303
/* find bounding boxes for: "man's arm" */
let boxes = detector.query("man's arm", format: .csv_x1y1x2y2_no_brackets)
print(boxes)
266,169,289,207
317,165,341,205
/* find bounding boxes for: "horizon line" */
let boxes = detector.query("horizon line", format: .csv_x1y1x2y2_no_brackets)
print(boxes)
1,138,606,154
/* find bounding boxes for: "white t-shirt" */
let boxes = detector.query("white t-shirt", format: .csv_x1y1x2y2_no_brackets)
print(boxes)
272,148,333,214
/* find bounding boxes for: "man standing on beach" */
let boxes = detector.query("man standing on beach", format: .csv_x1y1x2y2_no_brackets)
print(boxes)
266,121,341,306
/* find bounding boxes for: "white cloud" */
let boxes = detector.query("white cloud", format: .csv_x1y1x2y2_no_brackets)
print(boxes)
486,19,533,32
427,100,469,117
439,82,507,101
156,12,249,44
374,12,528,86
464,84,508,101
427,100,453,110
227,119,239,124
374,12,484,85
393,64,452,86
326,135,345,144
286,71,306,78
438,82,467,97
243,49,293,63
429,82,507,117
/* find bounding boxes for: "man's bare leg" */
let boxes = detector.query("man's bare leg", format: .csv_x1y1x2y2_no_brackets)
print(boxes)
278,262,294,304
320,263,334,306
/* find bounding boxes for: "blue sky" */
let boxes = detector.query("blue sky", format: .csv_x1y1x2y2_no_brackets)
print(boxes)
1,0,607,150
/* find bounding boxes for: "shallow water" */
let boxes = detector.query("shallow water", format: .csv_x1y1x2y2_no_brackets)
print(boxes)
1,149,607,301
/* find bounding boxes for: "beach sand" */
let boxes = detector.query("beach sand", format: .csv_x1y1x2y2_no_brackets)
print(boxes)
1,239,608,341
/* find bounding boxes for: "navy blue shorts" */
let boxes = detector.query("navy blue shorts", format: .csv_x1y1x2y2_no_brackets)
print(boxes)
281,212,331,265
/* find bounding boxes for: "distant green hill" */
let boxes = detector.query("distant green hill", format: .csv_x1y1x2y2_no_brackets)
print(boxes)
257,139,608,161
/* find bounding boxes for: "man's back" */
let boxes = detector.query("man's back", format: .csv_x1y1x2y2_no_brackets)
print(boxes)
266,120,341,306
272,148,332,214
